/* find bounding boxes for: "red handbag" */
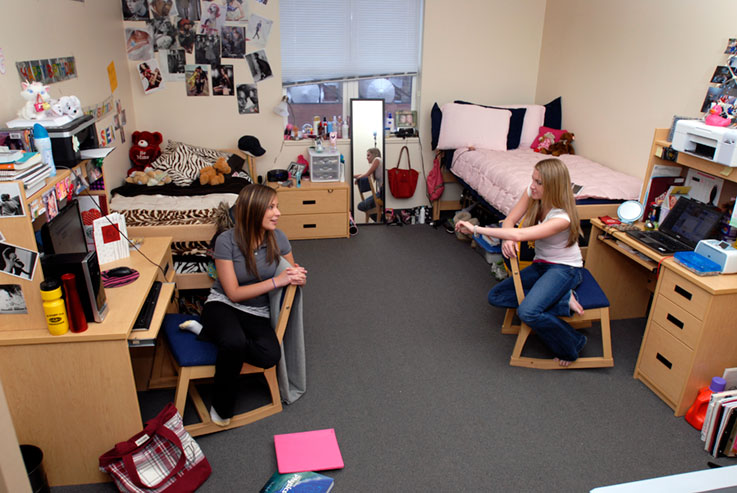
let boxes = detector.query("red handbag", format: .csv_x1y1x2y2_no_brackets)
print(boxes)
426,152,445,201
387,145,419,199
99,403,211,492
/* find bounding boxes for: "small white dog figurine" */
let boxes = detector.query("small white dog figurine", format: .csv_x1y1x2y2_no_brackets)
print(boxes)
50,95,82,118
17,81,51,120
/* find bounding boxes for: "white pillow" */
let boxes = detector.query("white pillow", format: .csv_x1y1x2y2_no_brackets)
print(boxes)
496,104,545,148
437,103,511,151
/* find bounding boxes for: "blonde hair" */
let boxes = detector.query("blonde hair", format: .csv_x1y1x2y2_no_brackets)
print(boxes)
523,158,581,246
232,184,279,278
367,147,381,160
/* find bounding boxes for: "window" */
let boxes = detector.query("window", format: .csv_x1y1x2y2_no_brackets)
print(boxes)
280,0,423,131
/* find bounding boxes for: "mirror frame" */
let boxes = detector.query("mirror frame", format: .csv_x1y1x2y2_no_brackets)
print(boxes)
350,98,385,224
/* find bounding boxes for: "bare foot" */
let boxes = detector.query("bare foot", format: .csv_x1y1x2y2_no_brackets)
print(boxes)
555,358,572,367
569,292,584,316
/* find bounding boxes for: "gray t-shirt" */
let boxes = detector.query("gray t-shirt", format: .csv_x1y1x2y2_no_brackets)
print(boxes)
210,228,291,308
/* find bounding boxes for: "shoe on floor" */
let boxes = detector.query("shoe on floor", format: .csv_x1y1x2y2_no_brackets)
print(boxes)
210,406,231,427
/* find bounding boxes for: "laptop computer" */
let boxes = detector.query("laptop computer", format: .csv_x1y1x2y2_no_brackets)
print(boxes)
625,196,722,254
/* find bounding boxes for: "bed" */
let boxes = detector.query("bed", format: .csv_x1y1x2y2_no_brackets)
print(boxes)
109,140,254,289
430,99,642,221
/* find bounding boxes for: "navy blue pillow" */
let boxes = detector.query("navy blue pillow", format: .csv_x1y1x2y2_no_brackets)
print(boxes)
431,103,442,150
543,97,562,130
454,100,527,150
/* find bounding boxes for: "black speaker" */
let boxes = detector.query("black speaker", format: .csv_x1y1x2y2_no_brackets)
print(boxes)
41,251,108,323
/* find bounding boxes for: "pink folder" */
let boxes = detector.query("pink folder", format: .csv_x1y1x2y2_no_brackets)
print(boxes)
273,428,344,474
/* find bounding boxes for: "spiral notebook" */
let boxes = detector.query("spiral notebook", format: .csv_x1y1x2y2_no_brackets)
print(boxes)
273,428,344,474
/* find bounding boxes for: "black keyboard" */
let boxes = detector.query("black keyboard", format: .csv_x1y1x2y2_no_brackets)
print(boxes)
132,281,162,331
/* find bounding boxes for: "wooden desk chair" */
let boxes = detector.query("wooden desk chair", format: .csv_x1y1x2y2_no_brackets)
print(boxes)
504,256,613,370
161,284,296,436
356,176,383,223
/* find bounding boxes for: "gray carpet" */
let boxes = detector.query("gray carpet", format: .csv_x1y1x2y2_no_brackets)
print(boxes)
55,225,729,492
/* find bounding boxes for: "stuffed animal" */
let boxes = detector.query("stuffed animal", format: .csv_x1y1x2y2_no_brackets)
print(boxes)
50,95,82,119
199,157,232,185
128,131,163,176
125,168,172,186
546,131,575,156
125,170,151,185
534,131,556,153
18,81,52,120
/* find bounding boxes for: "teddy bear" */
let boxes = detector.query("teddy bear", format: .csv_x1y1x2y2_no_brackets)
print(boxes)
128,131,163,176
534,131,556,153
125,168,172,186
546,131,575,156
199,156,232,186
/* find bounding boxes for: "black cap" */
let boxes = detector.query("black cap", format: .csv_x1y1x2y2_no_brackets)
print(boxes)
238,135,266,157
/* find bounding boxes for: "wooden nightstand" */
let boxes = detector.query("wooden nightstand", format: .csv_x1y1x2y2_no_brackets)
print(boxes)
270,179,349,239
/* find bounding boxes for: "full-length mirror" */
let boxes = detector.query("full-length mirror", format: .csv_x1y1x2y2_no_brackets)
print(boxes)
350,98,385,224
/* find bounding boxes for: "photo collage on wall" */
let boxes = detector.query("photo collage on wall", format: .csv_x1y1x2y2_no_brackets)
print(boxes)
122,0,273,113
700,38,737,122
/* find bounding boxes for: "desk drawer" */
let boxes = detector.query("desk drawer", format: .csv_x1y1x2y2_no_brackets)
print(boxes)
278,212,347,239
650,295,703,349
277,189,346,215
658,269,710,319
638,321,693,404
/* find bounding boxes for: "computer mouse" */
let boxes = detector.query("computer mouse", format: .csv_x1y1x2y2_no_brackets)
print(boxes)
106,266,135,278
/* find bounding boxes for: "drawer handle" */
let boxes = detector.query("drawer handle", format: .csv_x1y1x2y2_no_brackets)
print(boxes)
673,285,692,301
666,313,684,329
656,352,672,369
302,224,317,229
302,200,316,205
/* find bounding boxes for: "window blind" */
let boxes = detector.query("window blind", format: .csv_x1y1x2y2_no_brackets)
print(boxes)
280,0,423,85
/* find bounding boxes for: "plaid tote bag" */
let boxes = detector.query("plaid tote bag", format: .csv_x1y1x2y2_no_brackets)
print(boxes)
99,403,211,492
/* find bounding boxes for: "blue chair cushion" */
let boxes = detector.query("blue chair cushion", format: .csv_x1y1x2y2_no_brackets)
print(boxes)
162,313,218,367
576,269,610,309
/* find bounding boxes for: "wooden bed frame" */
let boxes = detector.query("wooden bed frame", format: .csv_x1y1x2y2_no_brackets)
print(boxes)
123,149,254,290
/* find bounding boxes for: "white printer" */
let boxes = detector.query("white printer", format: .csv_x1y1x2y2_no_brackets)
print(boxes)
695,239,737,274
672,120,737,167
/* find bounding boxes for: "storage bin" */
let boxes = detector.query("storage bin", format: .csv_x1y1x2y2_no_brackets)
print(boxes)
308,148,341,182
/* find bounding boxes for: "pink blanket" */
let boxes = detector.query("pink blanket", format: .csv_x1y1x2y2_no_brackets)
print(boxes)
450,148,642,215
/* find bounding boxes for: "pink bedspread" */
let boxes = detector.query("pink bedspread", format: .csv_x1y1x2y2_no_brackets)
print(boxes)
450,148,642,215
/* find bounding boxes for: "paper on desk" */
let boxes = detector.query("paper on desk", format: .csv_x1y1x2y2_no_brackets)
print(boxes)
80,147,115,159
92,213,130,264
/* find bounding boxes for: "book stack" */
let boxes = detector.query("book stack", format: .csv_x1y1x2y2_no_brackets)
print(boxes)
701,389,737,458
0,152,49,196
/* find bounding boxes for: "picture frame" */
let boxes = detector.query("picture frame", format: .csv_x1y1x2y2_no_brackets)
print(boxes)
395,110,416,129
287,161,305,179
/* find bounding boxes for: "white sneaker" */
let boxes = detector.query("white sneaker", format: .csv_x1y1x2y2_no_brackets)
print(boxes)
209,406,230,427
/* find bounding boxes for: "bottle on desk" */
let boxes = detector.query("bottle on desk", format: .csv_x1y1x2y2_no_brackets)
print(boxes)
62,273,87,333
685,376,726,430
33,123,56,178
40,278,68,336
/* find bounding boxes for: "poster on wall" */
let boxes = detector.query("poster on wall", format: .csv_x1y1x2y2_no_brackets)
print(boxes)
185,64,210,96
0,284,27,315
0,242,37,281
246,14,272,49
237,84,259,114
212,64,234,96
175,0,200,20
176,17,196,53
147,17,178,51
126,27,155,61
160,49,186,81
245,50,272,82
149,0,177,18
200,1,225,35
224,0,248,22
0,183,25,218
195,33,221,66
222,26,246,58
137,59,164,94
122,0,150,20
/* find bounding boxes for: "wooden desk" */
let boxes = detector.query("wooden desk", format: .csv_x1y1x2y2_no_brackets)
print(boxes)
0,237,175,486
269,179,350,239
586,219,737,416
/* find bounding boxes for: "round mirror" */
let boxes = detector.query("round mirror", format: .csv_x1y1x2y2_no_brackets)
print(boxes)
617,200,644,224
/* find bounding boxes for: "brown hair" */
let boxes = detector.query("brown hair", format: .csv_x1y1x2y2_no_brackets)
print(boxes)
232,184,279,278
522,158,581,246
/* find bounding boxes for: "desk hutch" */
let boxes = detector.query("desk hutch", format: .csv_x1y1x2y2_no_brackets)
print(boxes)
586,128,737,416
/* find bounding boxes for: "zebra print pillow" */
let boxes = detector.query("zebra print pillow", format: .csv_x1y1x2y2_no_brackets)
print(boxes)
151,140,230,186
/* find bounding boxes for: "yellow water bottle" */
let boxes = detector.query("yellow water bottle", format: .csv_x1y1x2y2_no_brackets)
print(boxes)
40,279,69,335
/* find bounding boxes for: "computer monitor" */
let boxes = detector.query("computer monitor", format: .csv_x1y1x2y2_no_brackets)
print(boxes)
40,199,89,255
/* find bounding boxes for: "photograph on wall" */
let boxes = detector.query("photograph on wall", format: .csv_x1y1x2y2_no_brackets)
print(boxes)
725,38,737,55
255,0,268,4
200,1,225,35
86,160,103,184
0,284,27,314
0,182,25,218
126,27,155,61
245,50,272,82
710,66,732,85
161,49,186,81
701,86,725,113
195,34,221,66
122,0,150,20
246,14,273,49
212,64,234,96
149,0,177,18
42,189,58,221
175,0,200,20
137,59,164,94
221,26,246,58
185,64,210,96
147,17,178,51
176,17,196,53
0,242,37,281
71,167,89,195
224,0,248,22
237,84,259,114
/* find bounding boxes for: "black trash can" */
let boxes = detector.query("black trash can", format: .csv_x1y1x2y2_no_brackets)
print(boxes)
20,445,50,493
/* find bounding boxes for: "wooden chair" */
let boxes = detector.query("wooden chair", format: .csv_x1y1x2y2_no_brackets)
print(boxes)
504,256,613,370
356,176,383,223
161,284,296,436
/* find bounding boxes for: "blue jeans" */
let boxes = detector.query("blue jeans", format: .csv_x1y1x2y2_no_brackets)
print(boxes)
488,262,586,361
